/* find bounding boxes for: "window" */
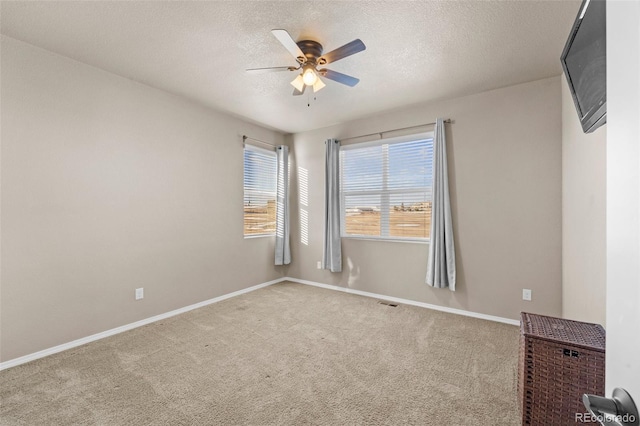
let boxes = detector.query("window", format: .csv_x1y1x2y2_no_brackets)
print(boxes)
340,132,433,241
244,145,277,236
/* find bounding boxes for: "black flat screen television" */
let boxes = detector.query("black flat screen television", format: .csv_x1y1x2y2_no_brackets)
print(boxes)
561,0,606,133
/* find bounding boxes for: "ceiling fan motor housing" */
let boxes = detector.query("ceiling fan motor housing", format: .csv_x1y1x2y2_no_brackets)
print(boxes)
296,40,325,65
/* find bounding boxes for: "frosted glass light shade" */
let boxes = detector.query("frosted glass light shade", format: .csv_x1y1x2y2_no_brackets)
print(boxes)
313,78,326,93
290,75,305,92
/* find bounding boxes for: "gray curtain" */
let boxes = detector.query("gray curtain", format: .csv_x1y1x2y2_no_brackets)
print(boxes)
275,145,291,265
426,118,456,290
322,139,342,272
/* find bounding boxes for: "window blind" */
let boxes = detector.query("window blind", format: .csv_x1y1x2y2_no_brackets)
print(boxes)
244,144,277,236
340,134,434,240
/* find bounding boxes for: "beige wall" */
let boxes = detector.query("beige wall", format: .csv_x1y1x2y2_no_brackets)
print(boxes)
561,76,607,326
0,37,285,362
287,77,563,321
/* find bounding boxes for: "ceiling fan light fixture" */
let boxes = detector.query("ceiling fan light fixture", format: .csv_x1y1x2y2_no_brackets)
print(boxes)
302,67,318,86
313,78,326,93
290,74,305,92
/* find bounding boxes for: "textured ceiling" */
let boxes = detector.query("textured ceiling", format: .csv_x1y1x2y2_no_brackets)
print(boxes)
1,1,580,134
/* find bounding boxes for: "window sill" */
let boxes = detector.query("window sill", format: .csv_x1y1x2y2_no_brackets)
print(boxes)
341,236,429,244
244,234,275,239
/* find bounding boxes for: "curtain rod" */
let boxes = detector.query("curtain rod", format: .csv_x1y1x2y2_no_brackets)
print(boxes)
242,135,279,149
339,119,452,143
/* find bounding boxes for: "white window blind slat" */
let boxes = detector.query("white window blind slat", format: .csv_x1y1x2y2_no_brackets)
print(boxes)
244,145,277,236
340,134,434,240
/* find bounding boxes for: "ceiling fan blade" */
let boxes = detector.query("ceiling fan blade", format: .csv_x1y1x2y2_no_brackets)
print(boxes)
271,29,306,63
319,69,360,87
246,66,296,74
292,84,306,96
319,39,366,65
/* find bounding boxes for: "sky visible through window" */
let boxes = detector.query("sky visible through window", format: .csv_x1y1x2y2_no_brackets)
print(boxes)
341,138,433,209
243,149,276,204
243,147,277,235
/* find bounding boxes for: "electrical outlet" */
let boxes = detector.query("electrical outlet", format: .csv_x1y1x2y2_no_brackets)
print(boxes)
135,288,144,300
522,289,532,301
317,261,322,269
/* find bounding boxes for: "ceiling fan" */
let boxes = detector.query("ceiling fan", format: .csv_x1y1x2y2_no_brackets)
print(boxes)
246,29,366,96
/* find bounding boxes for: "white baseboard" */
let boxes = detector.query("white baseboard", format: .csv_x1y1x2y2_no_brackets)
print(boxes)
1,275,518,370
0,277,286,371
283,277,520,326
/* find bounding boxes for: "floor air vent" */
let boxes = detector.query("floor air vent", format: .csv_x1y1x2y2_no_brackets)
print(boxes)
377,301,398,307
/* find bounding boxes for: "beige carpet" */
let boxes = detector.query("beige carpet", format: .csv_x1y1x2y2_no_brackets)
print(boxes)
0,282,520,425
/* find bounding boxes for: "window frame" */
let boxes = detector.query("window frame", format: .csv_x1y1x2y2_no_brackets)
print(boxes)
243,143,277,238
339,131,434,243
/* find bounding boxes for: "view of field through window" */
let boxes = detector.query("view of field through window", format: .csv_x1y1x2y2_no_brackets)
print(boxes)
345,202,432,238
342,136,433,240
244,201,276,235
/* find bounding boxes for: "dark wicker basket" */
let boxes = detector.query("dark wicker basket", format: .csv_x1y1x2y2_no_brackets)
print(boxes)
518,312,605,425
